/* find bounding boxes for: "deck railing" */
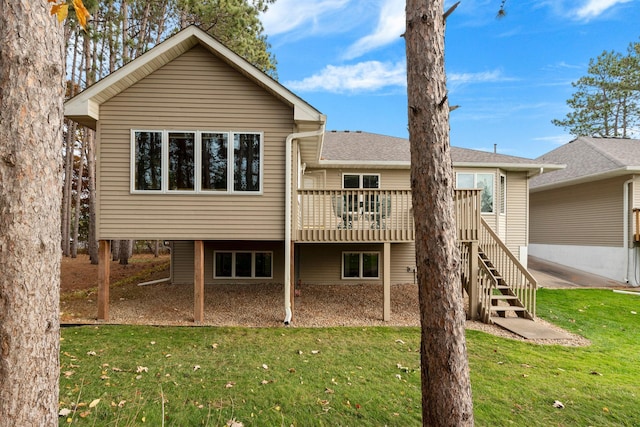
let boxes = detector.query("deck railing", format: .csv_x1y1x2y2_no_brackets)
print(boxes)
296,189,414,242
478,218,537,319
295,188,481,242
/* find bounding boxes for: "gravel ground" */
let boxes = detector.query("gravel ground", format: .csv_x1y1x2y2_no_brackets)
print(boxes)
61,281,589,346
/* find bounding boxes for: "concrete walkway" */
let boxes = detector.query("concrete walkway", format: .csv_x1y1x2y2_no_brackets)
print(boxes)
527,256,631,289
490,257,634,339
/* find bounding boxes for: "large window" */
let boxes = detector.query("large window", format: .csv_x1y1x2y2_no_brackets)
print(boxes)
342,252,380,279
456,172,494,213
132,130,262,193
214,251,273,279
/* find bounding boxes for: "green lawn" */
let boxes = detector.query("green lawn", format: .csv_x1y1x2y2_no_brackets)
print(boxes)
59,289,640,426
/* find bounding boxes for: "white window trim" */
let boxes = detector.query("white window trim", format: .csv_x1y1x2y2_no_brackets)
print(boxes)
341,173,381,189
455,172,495,214
341,251,381,280
213,250,273,279
130,130,263,195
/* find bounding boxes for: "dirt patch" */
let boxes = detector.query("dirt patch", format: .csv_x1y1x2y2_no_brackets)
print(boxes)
60,254,170,292
59,255,588,346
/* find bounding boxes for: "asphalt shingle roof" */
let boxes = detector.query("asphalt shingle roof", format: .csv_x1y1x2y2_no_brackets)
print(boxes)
321,130,549,165
531,136,640,188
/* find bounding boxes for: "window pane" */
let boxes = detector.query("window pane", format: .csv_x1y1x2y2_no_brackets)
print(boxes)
202,133,228,191
362,175,379,189
343,175,359,189
215,252,232,277
362,253,379,278
235,252,252,277
477,173,494,213
456,173,474,189
234,133,260,191
255,252,272,278
168,132,195,191
343,253,360,278
134,131,162,190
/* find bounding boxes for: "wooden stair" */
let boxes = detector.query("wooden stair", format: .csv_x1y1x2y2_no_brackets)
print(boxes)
478,248,532,322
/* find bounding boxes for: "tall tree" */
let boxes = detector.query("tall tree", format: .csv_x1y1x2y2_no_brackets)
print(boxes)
552,43,640,138
0,0,65,423
405,1,474,425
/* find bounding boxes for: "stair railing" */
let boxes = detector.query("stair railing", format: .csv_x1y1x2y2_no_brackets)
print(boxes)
477,257,500,323
479,218,537,318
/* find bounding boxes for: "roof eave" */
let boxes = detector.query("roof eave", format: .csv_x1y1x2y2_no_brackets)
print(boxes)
317,160,411,169
530,166,640,192
454,162,566,173
64,26,323,129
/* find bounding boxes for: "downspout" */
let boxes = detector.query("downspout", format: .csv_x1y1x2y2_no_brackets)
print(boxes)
284,126,325,324
623,177,634,284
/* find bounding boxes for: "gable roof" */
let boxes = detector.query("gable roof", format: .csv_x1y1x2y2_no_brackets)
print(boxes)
320,131,564,174
530,136,640,191
64,26,325,130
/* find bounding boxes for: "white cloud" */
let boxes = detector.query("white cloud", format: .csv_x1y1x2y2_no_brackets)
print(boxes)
284,61,406,93
570,0,633,21
447,70,514,92
261,0,350,36
343,0,406,59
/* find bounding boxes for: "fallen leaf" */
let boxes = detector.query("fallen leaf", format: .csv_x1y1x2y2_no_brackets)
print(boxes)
288,368,296,373
603,407,609,413
225,382,235,388
59,408,72,417
111,367,122,372
165,354,172,358
64,371,74,378
395,339,405,344
325,388,334,394
590,371,602,376
311,350,320,354
136,366,148,373
118,400,126,408
150,341,156,345
631,311,636,315
261,380,269,385
226,419,243,427
89,398,100,408
262,364,268,370
395,374,402,380
212,343,219,349
553,400,565,409
193,365,201,371
87,351,97,356
79,411,91,418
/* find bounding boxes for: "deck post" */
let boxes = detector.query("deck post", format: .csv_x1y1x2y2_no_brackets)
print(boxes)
468,241,479,320
194,240,204,323
383,242,391,321
97,240,110,321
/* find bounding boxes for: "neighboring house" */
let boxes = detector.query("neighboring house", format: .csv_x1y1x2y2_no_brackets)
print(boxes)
64,26,562,325
530,136,640,286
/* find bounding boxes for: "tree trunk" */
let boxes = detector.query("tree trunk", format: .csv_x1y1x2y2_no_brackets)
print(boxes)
405,1,474,425
0,1,64,424
86,131,99,264
71,143,85,258
119,239,132,265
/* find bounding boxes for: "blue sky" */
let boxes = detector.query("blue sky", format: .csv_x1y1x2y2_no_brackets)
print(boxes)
261,0,639,159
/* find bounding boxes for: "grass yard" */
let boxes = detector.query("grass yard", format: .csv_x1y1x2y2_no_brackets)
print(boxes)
59,289,640,426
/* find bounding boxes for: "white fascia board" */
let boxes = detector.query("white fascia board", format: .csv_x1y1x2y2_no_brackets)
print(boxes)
318,160,411,169
453,162,566,172
530,167,640,193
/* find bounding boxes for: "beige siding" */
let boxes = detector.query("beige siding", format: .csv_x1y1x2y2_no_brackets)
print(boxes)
171,240,285,284
318,169,411,189
297,243,414,285
96,45,294,240
504,171,529,256
530,176,627,247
